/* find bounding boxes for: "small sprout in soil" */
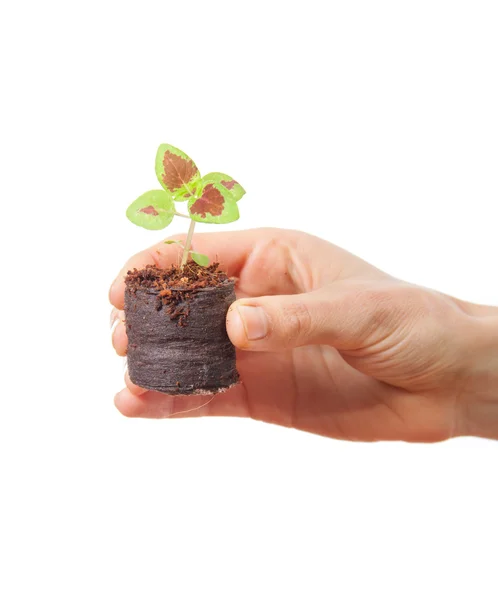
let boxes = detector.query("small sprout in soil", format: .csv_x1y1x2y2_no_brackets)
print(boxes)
163,239,209,267
126,144,245,268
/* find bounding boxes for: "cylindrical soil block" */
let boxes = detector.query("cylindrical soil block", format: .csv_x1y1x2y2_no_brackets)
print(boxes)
125,280,239,395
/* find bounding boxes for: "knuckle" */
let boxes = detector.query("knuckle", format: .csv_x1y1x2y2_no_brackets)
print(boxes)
337,283,423,347
281,300,313,343
357,287,392,316
353,283,424,328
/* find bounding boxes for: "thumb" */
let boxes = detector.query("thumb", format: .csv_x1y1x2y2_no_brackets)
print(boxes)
226,285,387,352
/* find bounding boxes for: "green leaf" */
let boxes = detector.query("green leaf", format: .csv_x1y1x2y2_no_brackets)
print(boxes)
190,252,210,267
126,190,175,230
201,172,245,202
155,144,201,202
164,239,184,247
188,182,239,224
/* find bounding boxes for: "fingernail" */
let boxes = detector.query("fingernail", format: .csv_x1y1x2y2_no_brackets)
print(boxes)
110,308,120,332
236,305,268,341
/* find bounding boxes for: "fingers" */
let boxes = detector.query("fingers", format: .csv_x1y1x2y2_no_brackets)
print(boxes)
111,309,127,356
226,290,332,351
108,227,369,310
110,308,121,331
226,282,403,352
109,229,261,309
124,370,146,396
114,383,249,419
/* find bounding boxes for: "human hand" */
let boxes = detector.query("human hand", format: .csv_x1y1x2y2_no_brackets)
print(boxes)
110,228,498,442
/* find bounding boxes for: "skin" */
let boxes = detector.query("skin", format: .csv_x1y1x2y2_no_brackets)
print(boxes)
110,228,498,442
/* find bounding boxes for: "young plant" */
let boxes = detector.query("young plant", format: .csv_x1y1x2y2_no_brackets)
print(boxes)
126,144,245,267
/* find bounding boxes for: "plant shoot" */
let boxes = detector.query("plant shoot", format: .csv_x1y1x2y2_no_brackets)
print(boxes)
126,144,245,267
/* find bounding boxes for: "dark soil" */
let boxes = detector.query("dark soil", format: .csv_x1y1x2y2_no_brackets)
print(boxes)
125,262,230,326
125,261,229,292
124,262,239,395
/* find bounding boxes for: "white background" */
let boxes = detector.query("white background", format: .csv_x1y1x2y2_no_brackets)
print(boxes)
1,1,497,598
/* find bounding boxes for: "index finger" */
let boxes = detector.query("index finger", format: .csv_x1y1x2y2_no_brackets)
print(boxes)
108,228,265,309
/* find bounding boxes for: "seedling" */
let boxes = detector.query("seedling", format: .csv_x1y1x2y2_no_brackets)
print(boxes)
126,144,245,267
123,144,244,395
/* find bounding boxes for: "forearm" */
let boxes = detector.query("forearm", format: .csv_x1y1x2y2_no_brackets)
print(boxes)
458,309,498,439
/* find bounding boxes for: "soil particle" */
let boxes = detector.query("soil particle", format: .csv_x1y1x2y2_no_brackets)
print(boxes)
125,262,230,327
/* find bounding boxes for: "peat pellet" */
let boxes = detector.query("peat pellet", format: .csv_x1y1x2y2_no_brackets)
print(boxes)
124,268,239,395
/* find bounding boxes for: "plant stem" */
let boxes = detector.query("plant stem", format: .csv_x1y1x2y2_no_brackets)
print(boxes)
174,211,190,219
181,220,196,268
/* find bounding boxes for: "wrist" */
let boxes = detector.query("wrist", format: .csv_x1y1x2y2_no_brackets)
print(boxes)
458,310,498,439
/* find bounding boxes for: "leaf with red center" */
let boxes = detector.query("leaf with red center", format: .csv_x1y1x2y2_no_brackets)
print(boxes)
126,190,175,230
140,205,159,216
188,182,239,224
190,184,224,217
155,144,201,202
201,172,245,202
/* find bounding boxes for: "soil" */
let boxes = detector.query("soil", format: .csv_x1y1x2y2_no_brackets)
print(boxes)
124,261,239,395
125,262,230,327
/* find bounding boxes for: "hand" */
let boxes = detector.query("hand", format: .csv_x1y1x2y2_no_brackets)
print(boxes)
110,228,498,442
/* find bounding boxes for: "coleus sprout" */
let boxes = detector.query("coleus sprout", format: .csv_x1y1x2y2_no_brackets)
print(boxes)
126,144,245,267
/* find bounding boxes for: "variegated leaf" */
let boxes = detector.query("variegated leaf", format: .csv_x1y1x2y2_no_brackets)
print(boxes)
188,182,239,224
126,190,175,230
201,172,245,202
155,144,201,201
